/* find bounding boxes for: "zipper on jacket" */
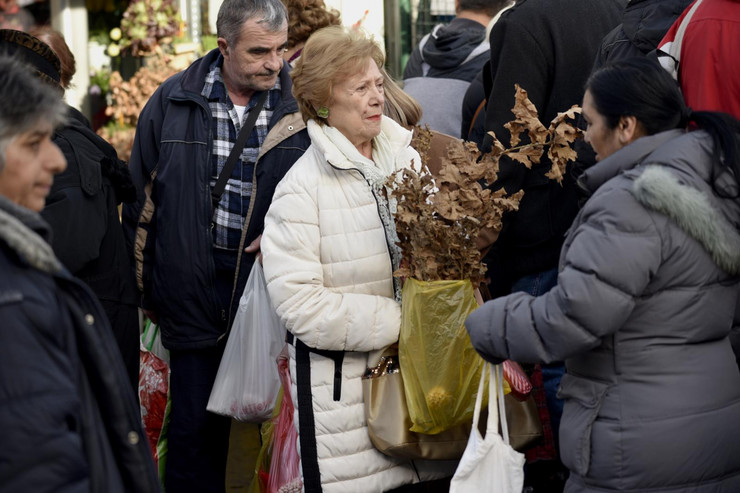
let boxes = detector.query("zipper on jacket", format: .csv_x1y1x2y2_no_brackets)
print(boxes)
328,161,398,290
183,97,226,332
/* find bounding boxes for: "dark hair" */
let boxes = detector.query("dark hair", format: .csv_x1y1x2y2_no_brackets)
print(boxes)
459,0,512,17
30,27,76,90
0,29,61,87
586,57,740,191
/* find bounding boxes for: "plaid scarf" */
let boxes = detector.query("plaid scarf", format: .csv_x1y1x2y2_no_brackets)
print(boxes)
202,56,281,250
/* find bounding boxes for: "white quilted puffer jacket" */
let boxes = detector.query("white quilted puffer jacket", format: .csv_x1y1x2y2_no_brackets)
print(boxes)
262,117,455,492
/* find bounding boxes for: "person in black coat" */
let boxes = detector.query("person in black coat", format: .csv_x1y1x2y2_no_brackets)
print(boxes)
25,27,141,392
593,0,693,70
0,54,159,493
480,0,624,490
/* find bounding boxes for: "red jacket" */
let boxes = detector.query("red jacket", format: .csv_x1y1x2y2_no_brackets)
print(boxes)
659,0,740,119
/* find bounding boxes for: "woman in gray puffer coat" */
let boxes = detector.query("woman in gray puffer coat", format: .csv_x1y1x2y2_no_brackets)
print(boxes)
466,57,740,492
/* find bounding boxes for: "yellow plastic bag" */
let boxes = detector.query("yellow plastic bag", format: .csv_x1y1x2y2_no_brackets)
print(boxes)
399,279,486,434
247,386,282,493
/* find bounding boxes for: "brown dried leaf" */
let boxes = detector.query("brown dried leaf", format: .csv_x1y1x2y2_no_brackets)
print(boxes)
506,144,545,169
411,125,434,169
546,106,583,184
505,84,549,147
388,87,580,284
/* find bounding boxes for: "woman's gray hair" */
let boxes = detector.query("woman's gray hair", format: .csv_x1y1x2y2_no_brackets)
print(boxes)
217,0,288,47
0,56,66,170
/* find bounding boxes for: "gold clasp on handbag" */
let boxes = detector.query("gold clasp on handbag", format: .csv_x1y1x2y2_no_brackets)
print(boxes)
363,354,400,379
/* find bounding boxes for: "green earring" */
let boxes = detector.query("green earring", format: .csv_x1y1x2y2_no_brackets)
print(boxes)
317,106,329,118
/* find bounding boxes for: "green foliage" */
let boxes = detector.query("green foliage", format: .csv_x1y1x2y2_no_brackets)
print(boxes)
200,35,218,53
89,67,112,95
118,0,181,55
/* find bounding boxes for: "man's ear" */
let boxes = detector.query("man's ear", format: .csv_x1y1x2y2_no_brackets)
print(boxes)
217,37,229,58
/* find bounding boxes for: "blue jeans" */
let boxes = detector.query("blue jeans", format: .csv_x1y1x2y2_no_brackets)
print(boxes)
511,268,565,446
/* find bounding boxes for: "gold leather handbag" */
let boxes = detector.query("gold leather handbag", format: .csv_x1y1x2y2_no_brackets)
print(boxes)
363,345,543,459
363,345,470,460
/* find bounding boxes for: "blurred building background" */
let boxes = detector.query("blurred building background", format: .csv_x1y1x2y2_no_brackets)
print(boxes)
17,0,456,155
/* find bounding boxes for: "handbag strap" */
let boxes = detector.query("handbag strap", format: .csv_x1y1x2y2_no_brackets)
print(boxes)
472,363,511,445
471,362,486,432
496,364,510,445
211,90,269,217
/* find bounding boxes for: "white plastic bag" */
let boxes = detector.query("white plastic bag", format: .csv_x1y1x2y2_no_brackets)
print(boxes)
450,363,525,493
207,261,285,422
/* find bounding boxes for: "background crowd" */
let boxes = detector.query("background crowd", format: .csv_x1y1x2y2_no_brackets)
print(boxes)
0,0,738,492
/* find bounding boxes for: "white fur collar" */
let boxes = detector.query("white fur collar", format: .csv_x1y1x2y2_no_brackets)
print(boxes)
632,165,740,275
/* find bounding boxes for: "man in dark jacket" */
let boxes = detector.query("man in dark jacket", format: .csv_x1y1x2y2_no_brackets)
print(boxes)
593,0,693,70
0,55,160,493
121,0,310,490
402,0,511,138
480,0,624,490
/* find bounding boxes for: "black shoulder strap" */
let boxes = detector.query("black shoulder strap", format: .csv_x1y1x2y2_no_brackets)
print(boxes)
211,90,269,216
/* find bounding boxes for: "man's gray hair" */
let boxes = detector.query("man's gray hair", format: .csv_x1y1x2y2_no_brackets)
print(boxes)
217,0,288,47
0,56,66,170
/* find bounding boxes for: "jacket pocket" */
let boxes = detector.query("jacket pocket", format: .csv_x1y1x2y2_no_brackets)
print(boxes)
0,290,23,306
556,374,611,477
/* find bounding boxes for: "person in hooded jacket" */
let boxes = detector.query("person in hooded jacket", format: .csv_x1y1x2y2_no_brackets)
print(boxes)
0,54,160,493
466,56,740,492
402,0,510,138
592,0,693,70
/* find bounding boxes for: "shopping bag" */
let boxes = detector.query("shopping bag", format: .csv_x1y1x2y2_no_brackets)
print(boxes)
139,320,169,469
266,348,302,493
207,261,285,422
141,317,169,364
247,392,281,493
450,363,525,492
503,359,533,400
399,278,485,434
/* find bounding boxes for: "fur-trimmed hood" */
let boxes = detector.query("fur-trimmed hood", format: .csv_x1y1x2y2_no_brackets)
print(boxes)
632,165,740,275
0,195,62,275
580,129,740,276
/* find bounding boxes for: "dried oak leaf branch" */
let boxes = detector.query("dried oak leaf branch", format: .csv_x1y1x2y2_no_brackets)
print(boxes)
387,85,580,283
489,84,582,183
389,132,522,284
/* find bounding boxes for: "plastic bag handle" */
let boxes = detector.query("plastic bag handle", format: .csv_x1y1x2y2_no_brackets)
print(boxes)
471,362,510,445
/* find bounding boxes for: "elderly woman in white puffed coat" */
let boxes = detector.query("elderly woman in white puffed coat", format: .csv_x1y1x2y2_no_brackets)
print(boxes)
261,26,453,493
